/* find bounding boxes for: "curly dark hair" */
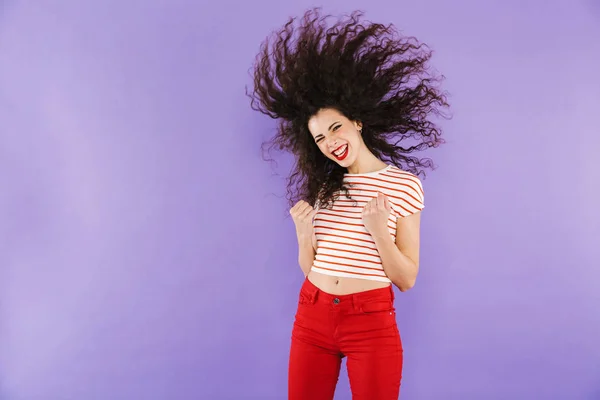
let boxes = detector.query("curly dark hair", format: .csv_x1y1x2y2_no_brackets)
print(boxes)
247,8,449,209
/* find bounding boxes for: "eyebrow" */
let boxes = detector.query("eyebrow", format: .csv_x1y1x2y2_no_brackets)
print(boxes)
314,121,341,140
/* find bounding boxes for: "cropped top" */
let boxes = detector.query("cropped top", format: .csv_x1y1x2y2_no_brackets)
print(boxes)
311,164,424,283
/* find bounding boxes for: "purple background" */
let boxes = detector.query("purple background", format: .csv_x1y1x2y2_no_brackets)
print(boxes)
1,1,599,399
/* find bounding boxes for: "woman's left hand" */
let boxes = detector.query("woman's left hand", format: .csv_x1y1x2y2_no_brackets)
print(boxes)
362,192,392,238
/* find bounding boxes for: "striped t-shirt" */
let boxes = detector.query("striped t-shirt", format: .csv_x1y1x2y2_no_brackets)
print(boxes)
311,164,424,283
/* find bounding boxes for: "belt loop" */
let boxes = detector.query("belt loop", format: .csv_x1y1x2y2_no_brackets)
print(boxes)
304,278,319,304
311,289,319,304
389,285,395,301
352,293,360,312
309,284,319,304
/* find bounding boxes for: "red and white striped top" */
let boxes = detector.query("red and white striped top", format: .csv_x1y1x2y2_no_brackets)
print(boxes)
311,164,424,283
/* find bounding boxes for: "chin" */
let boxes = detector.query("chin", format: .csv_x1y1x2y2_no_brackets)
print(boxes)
333,157,355,168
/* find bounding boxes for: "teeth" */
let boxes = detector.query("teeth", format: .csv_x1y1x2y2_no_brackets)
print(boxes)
333,145,347,157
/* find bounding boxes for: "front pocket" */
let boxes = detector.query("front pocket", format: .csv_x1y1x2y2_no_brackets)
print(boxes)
298,293,309,305
298,290,315,305
360,300,394,314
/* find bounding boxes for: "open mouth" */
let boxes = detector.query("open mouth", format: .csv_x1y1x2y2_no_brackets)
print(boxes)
332,144,349,161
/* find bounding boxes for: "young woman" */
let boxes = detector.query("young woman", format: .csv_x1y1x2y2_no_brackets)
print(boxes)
248,8,448,400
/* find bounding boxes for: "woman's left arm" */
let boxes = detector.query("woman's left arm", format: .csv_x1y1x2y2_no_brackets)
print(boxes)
371,212,421,292
363,192,421,292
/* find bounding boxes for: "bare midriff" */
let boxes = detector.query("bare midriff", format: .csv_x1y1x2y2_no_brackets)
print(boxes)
307,270,391,295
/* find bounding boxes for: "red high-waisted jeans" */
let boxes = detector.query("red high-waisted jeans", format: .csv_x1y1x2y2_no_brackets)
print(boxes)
288,277,403,400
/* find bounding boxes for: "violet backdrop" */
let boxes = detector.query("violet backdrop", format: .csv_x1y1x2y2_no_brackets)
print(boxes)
1,0,599,399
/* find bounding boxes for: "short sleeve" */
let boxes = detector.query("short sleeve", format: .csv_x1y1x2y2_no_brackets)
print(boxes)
390,174,424,217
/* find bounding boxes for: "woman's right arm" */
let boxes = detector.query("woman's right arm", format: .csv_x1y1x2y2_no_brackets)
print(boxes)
290,200,318,276
297,233,316,276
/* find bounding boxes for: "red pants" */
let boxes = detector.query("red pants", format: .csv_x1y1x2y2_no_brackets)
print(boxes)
288,278,403,400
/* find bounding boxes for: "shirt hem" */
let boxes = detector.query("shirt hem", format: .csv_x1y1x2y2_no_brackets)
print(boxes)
310,266,392,283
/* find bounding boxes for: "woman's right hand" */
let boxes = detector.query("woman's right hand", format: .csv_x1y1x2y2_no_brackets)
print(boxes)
289,200,317,240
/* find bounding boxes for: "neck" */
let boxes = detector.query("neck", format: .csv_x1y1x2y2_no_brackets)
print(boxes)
346,153,387,174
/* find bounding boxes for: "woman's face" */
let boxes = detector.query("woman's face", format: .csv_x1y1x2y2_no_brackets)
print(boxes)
307,108,363,168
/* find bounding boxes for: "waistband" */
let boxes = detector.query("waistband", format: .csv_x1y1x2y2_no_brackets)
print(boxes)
300,277,394,308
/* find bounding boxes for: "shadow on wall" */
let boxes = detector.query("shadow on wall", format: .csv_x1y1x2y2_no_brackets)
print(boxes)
0,377,8,400
0,0,14,21
588,0,600,16
591,385,600,400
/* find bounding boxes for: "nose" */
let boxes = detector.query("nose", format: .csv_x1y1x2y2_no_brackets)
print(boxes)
326,137,339,149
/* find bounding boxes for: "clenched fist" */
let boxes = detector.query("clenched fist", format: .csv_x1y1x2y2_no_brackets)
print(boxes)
362,192,392,237
290,200,317,240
